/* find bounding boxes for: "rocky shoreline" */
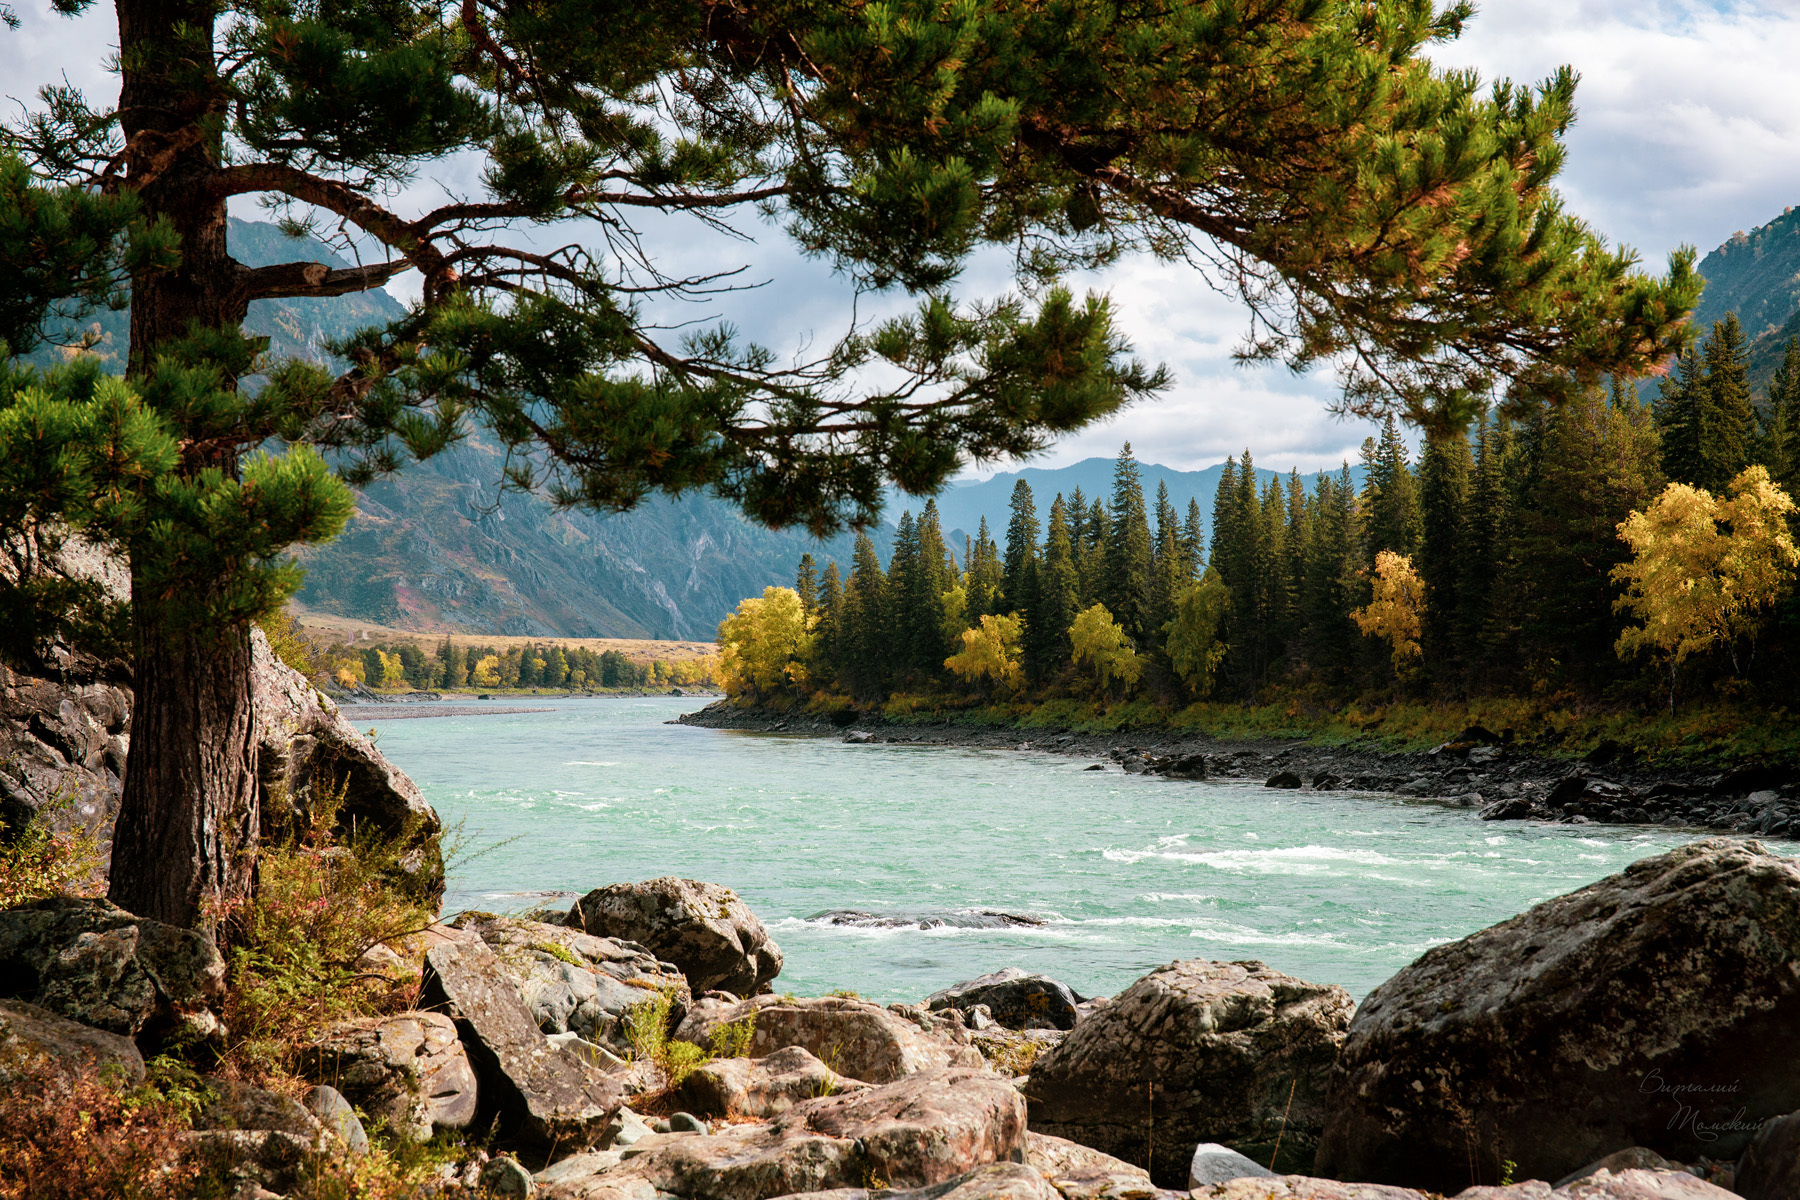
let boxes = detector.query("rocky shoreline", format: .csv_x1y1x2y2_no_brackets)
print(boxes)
7,848,1800,1199
676,702,1800,841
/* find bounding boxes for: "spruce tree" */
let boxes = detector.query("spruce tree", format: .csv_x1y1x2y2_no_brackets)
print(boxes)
1149,479,1184,642
1417,431,1472,681
1298,468,1361,691
1001,480,1039,613
909,500,954,675
1766,338,1800,493
1183,498,1207,571
1363,415,1423,557
1080,497,1112,608
795,554,820,615
815,561,846,681
1656,346,1707,487
1036,495,1081,677
1700,314,1756,491
1105,444,1155,644
1458,417,1514,674
845,533,889,699
965,517,1004,619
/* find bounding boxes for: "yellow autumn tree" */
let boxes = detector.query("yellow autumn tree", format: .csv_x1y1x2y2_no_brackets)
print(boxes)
1613,465,1799,710
717,587,815,700
1069,603,1141,697
470,654,501,688
1164,570,1230,697
1352,551,1426,671
945,613,1024,693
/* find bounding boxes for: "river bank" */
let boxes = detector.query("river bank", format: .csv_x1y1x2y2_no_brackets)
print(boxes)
677,700,1800,840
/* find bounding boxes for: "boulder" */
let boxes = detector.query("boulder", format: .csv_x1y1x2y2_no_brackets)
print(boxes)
1024,1131,1165,1199
772,1163,1059,1200
1189,1179,1428,1199
675,993,985,1084
1734,1110,1800,1200
181,1130,313,1195
303,1085,370,1155
1191,1142,1277,1186
0,896,225,1044
422,940,628,1149
251,629,443,902
1266,771,1304,789
1187,1171,1734,1200
568,878,782,994
195,1077,324,1139
299,1010,478,1141
536,1065,1025,1200
1022,958,1352,1186
1553,1170,1738,1199
1317,839,1800,1191
449,912,690,1054
677,1046,867,1119
927,968,1081,1031
0,995,145,1085
1554,1150,1673,1188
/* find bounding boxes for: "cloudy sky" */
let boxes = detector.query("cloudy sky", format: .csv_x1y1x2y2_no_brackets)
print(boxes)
7,0,1799,475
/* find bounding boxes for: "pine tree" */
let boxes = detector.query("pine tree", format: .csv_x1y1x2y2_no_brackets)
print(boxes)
1080,496,1112,608
1656,346,1707,487
816,561,846,681
1001,480,1039,613
1149,479,1185,643
965,517,1004,619
1105,444,1155,644
1297,468,1362,691
2,0,1703,925
1660,316,1755,492
1458,416,1514,673
908,500,954,675
795,554,820,615
1417,431,1472,681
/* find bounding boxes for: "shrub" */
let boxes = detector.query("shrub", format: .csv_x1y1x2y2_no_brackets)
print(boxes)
0,788,104,909
215,783,435,1085
708,1014,756,1059
624,987,712,1087
0,1053,200,1200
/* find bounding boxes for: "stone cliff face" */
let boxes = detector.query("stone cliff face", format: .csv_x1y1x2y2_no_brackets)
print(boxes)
293,431,887,640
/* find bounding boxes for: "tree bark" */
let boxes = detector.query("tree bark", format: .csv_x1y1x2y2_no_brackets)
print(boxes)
104,0,263,929
108,597,259,930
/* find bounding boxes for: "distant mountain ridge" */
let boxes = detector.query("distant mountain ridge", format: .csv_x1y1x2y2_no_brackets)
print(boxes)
1684,206,1800,401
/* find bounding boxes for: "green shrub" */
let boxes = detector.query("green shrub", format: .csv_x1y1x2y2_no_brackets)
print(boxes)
708,1014,756,1059
0,788,104,909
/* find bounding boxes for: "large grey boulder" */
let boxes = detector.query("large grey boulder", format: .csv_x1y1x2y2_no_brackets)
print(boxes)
674,993,985,1084
449,912,689,1054
1191,1142,1278,1186
770,1163,1059,1200
926,967,1081,1031
676,1046,867,1119
535,1065,1025,1200
568,878,782,994
1317,839,1800,1192
1187,1174,1734,1200
299,1010,478,1142
422,938,628,1150
303,1085,371,1155
1734,1110,1800,1200
195,1076,324,1139
1022,958,1352,1186
250,629,443,901
0,896,225,1044
0,995,145,1085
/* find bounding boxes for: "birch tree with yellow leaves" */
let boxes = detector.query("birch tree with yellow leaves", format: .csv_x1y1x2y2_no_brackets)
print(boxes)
718,588,816,702
944,614,1025,695
1353,551,1427,673
1613,466,1799,711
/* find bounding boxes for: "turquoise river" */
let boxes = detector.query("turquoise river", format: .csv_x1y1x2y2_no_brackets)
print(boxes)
372,696,1697,1003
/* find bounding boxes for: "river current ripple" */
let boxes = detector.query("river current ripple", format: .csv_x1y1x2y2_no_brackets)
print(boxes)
370,696,1696,1002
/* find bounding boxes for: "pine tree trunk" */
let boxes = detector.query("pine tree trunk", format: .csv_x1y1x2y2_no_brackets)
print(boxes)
108,595,259,930
104,0,262,929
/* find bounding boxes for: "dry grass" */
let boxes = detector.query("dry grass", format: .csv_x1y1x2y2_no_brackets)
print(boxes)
289,607,715,664
0,1056,201,1200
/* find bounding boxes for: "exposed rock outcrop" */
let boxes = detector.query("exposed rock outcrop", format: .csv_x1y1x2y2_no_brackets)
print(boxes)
0,896,225,1045
1022,958,1352,1186
1732,1110,1800,1200
927,968,1081,1031
536,1066,1025,1200
299,1010,479,1142
772,1163,1059,1200
251,629,443,900
1317,839,1800,1191
1183,1172,1734,1200
0,665,130,870
676,1045,867,1119
675,993,985,1084
449,912,689,1054
567,877,782,994
422,939,628,1150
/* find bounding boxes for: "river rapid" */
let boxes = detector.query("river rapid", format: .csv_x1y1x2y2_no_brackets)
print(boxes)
369,696,1695,1003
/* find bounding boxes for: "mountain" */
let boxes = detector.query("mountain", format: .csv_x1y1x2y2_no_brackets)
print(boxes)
294,433,886,640
892,455,1362,552
1691,205,1800,341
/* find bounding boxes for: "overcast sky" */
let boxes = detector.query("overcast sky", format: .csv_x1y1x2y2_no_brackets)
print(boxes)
7,0,1798,475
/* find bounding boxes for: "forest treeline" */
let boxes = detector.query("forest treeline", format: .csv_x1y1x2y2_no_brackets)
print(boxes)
720,319,1800,714
285,628,719,693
